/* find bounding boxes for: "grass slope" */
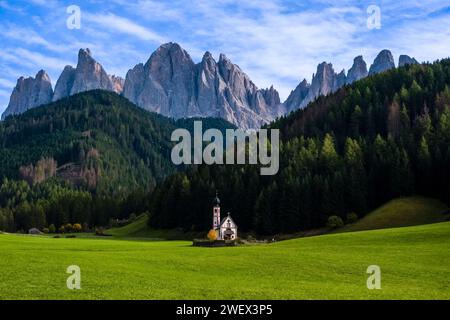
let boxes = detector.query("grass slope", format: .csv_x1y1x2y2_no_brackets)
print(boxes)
107,215,202,240
1,222,449,299
339,197,449,233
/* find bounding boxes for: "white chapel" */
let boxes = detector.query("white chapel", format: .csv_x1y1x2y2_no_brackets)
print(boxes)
212,192,238,240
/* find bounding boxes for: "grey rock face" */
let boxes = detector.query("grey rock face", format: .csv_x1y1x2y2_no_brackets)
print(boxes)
70,49,114,95
285,62,347,112
301,62,337,108
398,55,418,67
123,63,145,104
335,69,347,89
260,86,281,108
369,50,395,75
347,56,368,84
284,55,367,111
52,49,115,102
284,79,310,113
53,66,76,101
2,70,53,119
123,42,283,129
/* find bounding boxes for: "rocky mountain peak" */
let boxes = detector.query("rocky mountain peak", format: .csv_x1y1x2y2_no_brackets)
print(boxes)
369,50,395,76
347,55,368,84
53,65,76,101
261,86,281,106
335,69,347,89
36,69,51,81
2,70,53,119
78,48,92,59
310,62,336,96
70,48,113,96
284,79,310,113
202,51,214,60
398,55,419,67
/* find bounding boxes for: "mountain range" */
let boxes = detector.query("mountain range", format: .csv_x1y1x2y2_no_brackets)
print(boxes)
1,43,418,129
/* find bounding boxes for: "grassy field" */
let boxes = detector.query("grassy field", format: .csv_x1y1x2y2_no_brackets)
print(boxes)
339,197,449,233
106,214,200,240
0,221,449,300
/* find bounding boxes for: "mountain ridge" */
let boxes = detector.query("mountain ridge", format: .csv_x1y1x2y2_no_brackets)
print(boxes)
2,43,419,127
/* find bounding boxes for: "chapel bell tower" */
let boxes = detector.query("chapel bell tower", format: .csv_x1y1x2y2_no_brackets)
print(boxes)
213,191,221,230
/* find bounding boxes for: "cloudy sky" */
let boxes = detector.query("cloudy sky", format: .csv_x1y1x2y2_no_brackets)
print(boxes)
1,0,450,115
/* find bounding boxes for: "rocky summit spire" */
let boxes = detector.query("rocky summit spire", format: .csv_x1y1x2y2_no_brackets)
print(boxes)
369,50,395,76
347,55,368,84
2,70,53,119
52,48,115,102
69,48,114,96
335,69,347,89
299,62,337,108
53,65,76,102
398,55,419,67
284,79,310,113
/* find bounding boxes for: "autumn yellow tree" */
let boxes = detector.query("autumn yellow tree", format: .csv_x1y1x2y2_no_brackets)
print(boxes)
207,229,218,241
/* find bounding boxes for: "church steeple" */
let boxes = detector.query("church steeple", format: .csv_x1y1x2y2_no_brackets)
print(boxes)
212,191,221,230
213,190,220,206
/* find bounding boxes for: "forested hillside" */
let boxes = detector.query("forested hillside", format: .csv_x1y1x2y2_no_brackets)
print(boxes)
0,90,235,232
149,59,450,234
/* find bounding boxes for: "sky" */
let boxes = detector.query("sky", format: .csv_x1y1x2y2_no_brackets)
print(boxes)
1,0,450,115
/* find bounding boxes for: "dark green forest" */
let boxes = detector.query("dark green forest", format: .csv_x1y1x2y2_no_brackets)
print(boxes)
148,59,450,235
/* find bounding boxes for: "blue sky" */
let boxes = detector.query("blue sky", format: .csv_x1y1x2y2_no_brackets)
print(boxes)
1,0,450,115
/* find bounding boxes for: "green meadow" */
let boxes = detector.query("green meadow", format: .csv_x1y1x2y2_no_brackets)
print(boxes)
1,221,449,300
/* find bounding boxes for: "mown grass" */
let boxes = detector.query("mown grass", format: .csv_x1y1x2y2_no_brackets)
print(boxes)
0,222,449,300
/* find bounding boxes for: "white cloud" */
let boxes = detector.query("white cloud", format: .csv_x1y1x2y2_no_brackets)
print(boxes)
0,89,11,98
2,25,70,53
0,0,24,13
85,13,167,43
2,48,71,72
162,1,367,98
0,78,16,88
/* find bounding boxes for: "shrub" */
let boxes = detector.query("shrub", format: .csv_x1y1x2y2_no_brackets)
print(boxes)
73,223,82,232
207,229,218,241
65,224,73,232
59,226,66,234
327,215,344,229
48,224,56,233
42,228,50,234
346,212,358,224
